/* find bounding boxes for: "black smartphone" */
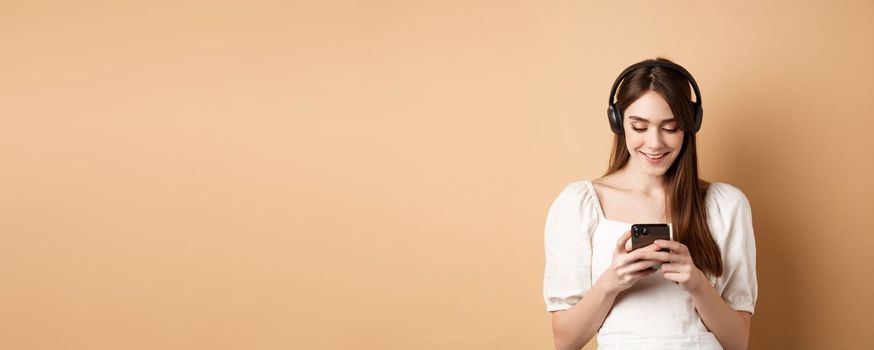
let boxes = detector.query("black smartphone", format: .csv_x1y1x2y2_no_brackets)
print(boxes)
631,224,671,252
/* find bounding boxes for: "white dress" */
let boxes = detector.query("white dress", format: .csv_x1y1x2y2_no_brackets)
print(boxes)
543,180,758,350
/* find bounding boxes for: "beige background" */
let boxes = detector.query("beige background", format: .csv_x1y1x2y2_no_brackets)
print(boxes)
2,1,873,349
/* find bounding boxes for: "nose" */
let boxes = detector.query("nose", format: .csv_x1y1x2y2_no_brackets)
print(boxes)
645,128,666,149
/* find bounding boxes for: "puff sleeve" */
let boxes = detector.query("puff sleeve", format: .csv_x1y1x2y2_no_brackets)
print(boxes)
542,182,598,312
708,184,759,315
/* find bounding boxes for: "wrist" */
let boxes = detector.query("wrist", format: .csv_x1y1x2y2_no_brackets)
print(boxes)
593,274,622,298
686,268,711,295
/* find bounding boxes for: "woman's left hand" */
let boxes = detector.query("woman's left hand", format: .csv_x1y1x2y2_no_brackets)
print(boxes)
643,239,708,293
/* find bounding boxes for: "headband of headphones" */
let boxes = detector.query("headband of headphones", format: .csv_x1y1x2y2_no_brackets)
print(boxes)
607,60,703,134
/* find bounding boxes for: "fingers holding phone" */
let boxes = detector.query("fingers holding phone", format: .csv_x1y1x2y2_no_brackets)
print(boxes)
602,230,663,293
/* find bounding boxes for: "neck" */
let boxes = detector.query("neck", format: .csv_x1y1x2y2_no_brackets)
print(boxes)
616,164,666,197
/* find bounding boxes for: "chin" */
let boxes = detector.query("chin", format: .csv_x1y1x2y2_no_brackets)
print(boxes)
635,156,674,176
643,168,668,177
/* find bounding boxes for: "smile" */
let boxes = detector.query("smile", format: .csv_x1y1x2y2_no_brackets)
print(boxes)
641,152,668,160
639,151,670,164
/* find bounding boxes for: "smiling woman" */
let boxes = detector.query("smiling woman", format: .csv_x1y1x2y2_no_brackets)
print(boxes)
543,58,757,350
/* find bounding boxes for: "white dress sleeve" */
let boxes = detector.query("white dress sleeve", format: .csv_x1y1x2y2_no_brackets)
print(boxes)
707,183,759,315
543,181,599,312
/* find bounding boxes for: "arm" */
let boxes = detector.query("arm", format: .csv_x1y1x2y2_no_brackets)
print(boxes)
683,186,757,350
550,278,619,350
551,231,661,350
645,240,753,350
687,275,752,350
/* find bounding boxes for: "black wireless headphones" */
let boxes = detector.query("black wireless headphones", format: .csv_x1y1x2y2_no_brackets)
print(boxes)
607,60,703,135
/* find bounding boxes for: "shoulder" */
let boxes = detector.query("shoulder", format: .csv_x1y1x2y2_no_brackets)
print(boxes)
545,180,601,241
706,182,752,210
552,180,597,208
557,180,592,198
546,180,600,223
705,182,754,229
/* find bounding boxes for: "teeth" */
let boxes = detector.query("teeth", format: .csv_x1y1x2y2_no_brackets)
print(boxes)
643,152,667,159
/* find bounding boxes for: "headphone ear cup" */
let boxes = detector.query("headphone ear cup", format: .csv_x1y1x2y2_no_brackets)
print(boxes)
607,104,624,135
693,105,703,133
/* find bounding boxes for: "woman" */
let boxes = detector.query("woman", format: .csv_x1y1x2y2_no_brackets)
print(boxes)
542,58,757,350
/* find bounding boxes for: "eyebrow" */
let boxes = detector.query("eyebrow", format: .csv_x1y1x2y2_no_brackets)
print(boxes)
628,116,677,124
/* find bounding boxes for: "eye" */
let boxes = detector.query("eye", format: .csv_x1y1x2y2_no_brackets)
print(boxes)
662,128,678,133
631,127,646,133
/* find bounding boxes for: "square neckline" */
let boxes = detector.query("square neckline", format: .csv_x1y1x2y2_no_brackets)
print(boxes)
584,180,673,227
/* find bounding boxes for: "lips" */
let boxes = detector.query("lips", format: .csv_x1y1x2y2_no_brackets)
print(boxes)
641,151,668,160
639,151,669,164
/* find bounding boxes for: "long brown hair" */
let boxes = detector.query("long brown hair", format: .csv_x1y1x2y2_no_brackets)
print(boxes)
605,57,722,277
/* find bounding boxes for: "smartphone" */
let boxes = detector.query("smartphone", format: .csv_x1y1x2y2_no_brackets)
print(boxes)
631,224,671,252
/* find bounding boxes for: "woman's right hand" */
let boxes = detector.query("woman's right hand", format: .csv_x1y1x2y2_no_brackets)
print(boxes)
597,230,663,294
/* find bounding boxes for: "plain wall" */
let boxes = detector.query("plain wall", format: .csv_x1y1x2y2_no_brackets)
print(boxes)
2,1,873,349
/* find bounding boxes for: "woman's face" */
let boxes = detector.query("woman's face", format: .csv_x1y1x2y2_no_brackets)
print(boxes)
623,90,685,176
